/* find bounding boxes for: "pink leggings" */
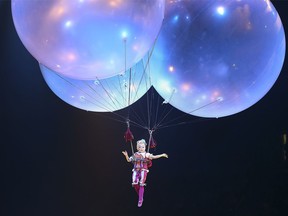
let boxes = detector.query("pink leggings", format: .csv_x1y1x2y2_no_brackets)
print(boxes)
132,170,148,204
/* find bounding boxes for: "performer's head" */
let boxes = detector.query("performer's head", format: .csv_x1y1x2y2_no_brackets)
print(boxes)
136,139,146,152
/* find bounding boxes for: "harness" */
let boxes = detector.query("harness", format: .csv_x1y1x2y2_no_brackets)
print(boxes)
132,153,152,171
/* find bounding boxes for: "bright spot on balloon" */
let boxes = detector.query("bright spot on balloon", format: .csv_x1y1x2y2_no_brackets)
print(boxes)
133,44,139,51
49,6,65,19
213,91,220,97
56,64,61,68
109,1,119,7
246,21,252,30
109,59,115,65
168,66,174,72
67,53,76,61
121,31,128,40
94,80,100,85
173,15,179,22
181,83,190,91
216,6,225,15
201,95,207,100
211,91,220,101
65,20,72,28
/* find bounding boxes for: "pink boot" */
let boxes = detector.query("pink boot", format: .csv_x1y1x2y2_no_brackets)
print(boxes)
138,186,144,207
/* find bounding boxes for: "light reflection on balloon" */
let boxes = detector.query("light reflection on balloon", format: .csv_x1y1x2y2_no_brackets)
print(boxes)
40,55,152,112
149,0,285,118
12,0,165,79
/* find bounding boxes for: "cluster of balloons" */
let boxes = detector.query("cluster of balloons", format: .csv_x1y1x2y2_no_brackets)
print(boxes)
12,0,285,118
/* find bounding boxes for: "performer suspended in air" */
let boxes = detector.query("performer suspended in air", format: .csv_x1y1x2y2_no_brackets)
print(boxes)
122,138,168,207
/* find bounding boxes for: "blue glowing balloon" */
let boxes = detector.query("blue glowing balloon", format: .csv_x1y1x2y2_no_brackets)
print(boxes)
12,0,165,80
149,0,286,118
40,55,151,112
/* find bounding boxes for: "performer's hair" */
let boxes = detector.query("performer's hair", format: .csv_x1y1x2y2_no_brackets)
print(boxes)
137,139,147,146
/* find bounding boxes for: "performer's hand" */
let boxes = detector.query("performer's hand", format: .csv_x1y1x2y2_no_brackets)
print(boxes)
162,153,168,158
122,151,128,157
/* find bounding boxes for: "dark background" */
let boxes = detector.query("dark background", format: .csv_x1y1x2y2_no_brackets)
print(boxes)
1,0,288,215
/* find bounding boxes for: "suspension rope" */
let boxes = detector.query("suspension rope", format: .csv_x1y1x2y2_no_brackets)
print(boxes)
53,73,120,112
125,120,134,155
147,129,154,153
159,97,221,129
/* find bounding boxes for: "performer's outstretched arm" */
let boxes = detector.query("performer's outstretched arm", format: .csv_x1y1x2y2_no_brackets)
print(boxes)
122,151,131,162
149,153,168,160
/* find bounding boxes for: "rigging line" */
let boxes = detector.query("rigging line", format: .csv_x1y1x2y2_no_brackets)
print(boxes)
89,77,123,110
148,87,159,130
131,24,161,103
151,88,161,130
130,140,134,155
147,129,153,153
117,67,156,130
116,38,127,109
90,111,131,126
129,32,162,130
147,87,177,130
126,120,135,155
125,29,161,130
156,98,222,130
94,64,149,111
126,68,132,121
146,85,152,130
155,117,214,130
124,37,128,108
124,89,152,130
119,105,152,130
87,106,149,130
152,88,170,130
154,103,176,130
130,53,152,104
128,68,132,106
54,71,149,128
130,60,146,103
124,116,150,130
127,104,150,130
104,59,147,109
76,42,127,111
117,74,125,108
53,73,118,112
99,75,127,106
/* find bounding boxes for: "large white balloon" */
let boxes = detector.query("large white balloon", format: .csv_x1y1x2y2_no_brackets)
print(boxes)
12,0,165,79
150,0,285,118
40,55,152,112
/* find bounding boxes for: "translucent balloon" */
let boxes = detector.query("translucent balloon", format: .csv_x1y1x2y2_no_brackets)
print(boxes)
149,0,286,118
12,0,165,80
40,55,152,112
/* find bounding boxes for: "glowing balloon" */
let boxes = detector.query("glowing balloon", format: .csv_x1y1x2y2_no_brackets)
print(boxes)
12,0,165,80
40,55,152,112
149,0,285,118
